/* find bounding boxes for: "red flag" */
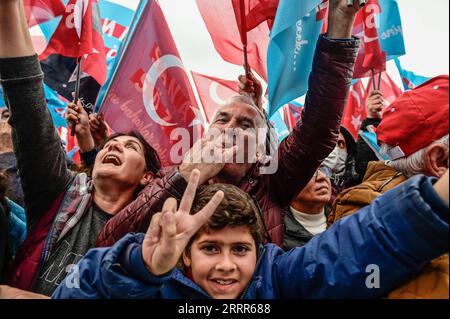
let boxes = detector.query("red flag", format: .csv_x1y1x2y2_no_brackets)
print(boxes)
352,0,387,79
342,80,367,139
196,0,270,81
40,0,107,86
366,72,403,106
282,104,297,132
24,0,65,27
191,72,239,124
231,0,279,41
100,0,202,167
317,0,329,33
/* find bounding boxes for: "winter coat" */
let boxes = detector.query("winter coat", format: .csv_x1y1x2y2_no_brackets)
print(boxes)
328,161,449,299
283,206,330,250
53,175,449,299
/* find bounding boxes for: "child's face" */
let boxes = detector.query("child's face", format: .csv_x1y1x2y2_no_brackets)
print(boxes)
183,226,257,299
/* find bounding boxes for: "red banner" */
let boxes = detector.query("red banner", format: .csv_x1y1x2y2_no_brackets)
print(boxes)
191,72,239,124
24,0,65,27
100,0,201,167
352,0,387,78
342,80,367,139
196,0,269,81
231,0,279,43
40,0,106,86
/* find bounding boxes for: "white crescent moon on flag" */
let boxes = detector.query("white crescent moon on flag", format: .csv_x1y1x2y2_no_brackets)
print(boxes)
209,82,227,105
142,55,185,127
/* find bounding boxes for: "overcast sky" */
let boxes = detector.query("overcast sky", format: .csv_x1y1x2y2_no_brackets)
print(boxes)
107,0,449,99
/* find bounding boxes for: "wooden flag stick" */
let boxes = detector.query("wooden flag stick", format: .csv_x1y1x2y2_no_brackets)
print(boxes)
371,69,377,91
240,0,249,77
243,45,249,77
377,71,383,90
70,57,83,136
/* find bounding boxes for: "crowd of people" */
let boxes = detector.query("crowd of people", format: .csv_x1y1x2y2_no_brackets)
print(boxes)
0,0,448,299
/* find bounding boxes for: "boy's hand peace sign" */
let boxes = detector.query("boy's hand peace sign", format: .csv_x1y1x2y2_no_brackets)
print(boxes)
142,169,224,276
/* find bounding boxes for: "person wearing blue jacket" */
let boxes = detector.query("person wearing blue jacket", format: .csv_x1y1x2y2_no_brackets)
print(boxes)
52,168,449,299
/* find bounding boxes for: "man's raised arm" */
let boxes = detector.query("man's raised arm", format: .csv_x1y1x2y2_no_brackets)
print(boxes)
269,0,361,206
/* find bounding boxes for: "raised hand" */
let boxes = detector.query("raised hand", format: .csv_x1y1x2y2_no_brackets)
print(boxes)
328,0,365,39
89,113,109,149
366,90,386,119
238,67,263,110
142,169,224,276
179,133,238,185
66,101,95,153
0,0,36,58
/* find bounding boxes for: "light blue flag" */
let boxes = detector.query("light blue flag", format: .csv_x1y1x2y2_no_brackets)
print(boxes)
269,110,290,142
0,86,5,107
44,83,68,128
394,58,430,91
378,0,406,60
359,131,390,161
267,0,323,117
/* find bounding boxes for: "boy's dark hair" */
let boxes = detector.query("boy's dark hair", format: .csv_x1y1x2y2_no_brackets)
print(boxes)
189,184,263,248
104,131,161,174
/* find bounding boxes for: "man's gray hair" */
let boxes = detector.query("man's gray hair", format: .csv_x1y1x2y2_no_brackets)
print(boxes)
226,95,260,110
213,94,267,128
381,134,449,177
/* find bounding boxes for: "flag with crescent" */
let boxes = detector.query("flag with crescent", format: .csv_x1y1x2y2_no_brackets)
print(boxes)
99,0,202,167
191,72,239,124
342,80,367,139
196,0,270,81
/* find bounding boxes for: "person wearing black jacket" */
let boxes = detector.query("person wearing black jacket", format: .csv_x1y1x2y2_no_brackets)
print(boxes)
0,171,10,281
355,89,386,182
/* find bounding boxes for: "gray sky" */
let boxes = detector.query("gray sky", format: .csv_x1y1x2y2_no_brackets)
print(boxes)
108,0,449,110
157,0,449,83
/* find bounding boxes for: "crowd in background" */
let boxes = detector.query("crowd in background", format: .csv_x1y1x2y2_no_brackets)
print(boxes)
0,0,448,300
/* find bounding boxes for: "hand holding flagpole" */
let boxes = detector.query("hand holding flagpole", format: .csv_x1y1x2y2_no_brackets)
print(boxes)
69,56,83,136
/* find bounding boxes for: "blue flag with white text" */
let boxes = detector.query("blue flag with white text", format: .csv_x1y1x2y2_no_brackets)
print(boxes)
378,0,406,60
267,0,323,117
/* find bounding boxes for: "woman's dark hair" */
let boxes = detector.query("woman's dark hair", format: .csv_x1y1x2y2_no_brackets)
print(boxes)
104,131,161,174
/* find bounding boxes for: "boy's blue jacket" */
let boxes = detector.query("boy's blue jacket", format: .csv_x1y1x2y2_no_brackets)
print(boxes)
53,175,449,299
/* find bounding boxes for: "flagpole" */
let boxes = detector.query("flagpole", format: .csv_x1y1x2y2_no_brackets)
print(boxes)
240,0,249,77
377,71,383,90
371,69,377,91
97,0,145,114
